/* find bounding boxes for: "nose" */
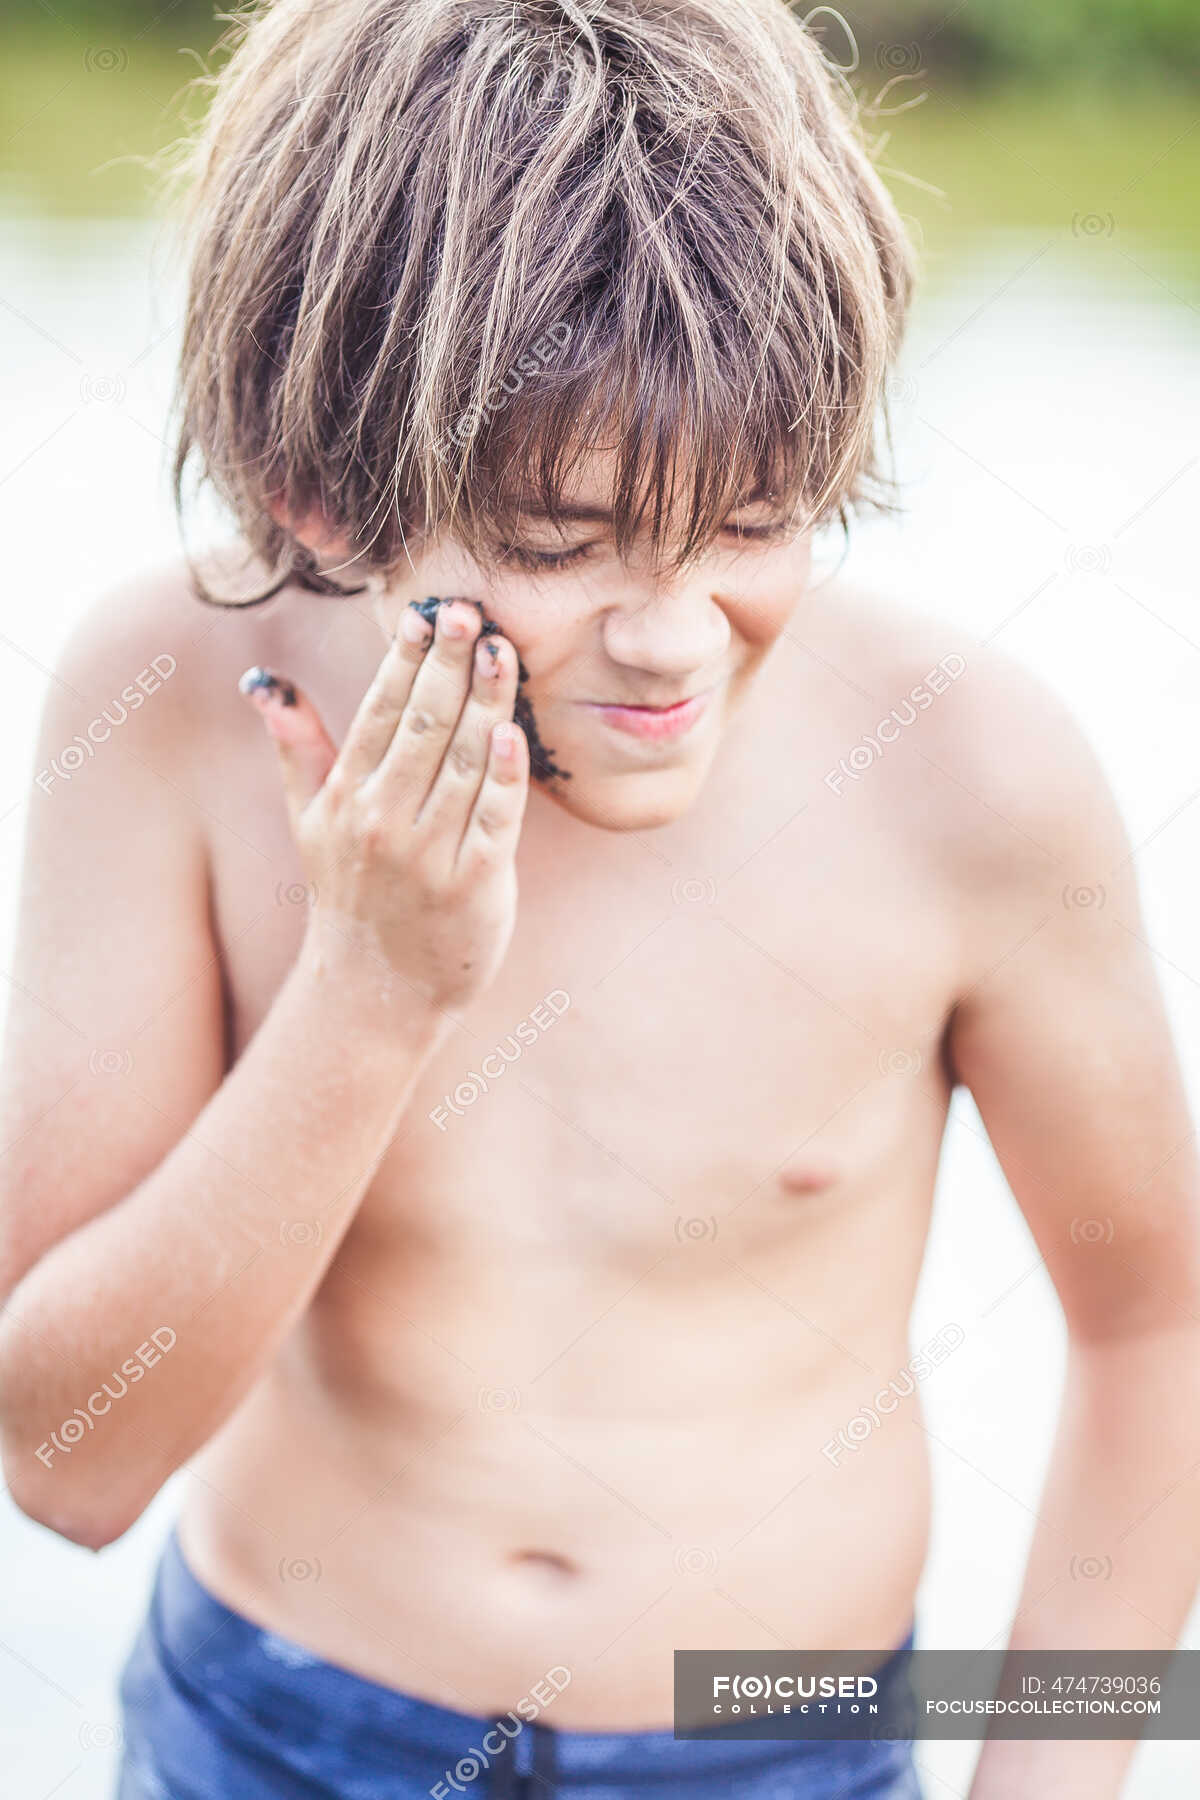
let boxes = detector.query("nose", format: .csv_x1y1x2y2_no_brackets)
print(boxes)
600,566,731,680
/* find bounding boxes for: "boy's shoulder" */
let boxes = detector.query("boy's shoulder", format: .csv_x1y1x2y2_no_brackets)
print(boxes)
813,580,1128,885
55,548,246,693
47,548,341,766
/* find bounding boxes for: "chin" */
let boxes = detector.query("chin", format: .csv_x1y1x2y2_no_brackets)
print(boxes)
544,763,710,832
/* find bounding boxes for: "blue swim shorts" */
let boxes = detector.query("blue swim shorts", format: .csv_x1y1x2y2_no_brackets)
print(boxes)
115,1529,922,1799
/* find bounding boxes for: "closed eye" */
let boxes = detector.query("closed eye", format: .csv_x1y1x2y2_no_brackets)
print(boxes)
499,520,792,570
721,519,795,546
499,540,598,572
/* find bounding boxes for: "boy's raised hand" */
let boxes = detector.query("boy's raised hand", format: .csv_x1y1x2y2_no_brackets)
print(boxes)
240,597,529,1016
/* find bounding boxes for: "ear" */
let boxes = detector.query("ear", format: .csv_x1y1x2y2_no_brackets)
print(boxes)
266,492,353,559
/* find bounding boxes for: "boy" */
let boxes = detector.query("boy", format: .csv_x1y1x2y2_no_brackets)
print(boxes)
3,1,1200,1796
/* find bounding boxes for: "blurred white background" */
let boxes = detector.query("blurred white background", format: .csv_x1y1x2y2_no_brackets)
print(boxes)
1,163,1199,1800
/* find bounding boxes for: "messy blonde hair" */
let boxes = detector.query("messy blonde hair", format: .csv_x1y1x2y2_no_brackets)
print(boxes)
165,0,916,603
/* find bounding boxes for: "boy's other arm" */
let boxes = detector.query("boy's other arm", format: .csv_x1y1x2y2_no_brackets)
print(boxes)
0,579,525,1549
943,652,1200,1800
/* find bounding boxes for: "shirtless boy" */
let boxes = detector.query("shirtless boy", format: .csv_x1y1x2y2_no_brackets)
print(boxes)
3,2,1200,1797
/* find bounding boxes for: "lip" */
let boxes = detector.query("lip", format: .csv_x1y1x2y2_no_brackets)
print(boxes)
582,687,714,740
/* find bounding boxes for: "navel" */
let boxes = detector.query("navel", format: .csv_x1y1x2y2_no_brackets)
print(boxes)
508,1548,579,1580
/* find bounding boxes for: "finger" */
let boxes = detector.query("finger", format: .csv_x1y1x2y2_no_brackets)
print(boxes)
455,719,530,875
332,602,436,786
239,667,336,824
412,631,521,846
373,597,483,816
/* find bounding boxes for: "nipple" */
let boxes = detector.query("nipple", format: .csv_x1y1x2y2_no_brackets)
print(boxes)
777,1162,837,1197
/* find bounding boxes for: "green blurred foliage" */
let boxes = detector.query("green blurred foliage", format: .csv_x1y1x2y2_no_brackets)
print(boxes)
0,0,1196,243
1,0,1196,79
0,0,221,29
810,0,1199,82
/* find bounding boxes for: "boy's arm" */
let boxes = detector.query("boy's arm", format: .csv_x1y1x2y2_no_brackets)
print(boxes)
944,655,1200,1800
0,580,526,1549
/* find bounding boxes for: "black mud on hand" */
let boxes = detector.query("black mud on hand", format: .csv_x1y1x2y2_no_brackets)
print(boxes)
408,596,571,784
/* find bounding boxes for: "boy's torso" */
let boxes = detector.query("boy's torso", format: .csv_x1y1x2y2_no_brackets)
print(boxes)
169,567,979,1727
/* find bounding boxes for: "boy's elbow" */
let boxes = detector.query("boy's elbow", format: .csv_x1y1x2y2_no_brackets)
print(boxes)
2,1442,141,1550
0,1275,155,1548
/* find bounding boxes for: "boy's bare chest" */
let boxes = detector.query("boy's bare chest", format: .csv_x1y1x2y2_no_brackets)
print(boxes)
207,745,960,1271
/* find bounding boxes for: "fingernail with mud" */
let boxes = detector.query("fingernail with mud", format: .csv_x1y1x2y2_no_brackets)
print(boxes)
409,596,446,629
400,605,434,645
238,666,297,706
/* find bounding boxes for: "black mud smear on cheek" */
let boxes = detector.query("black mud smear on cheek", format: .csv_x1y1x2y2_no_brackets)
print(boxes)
408,596,572,785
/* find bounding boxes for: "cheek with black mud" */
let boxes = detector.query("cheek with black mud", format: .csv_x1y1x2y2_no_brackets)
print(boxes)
408,595,571,785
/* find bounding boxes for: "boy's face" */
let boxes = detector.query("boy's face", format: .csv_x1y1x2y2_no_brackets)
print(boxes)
366,451,811,832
